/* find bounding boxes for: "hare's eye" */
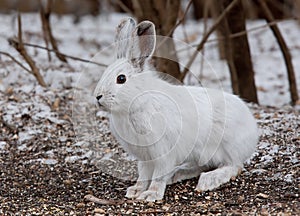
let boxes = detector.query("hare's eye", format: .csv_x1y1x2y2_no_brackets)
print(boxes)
116,74,126,84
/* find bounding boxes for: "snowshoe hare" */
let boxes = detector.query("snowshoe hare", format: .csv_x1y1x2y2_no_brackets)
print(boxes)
94,18,258,202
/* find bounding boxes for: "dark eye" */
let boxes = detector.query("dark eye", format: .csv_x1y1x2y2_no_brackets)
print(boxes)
116,74,126,84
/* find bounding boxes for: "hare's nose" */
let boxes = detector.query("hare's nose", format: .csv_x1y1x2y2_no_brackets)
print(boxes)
96,95,102,100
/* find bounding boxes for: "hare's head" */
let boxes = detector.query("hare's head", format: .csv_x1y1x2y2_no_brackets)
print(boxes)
94,18,156,112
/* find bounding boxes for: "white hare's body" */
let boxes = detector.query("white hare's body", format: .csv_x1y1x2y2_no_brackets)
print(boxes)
109,72,257,181
95,18,258,201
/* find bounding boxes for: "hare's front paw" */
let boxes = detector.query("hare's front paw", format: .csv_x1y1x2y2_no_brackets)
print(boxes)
126,185,145,198
137,190,164,202
126,181,150,198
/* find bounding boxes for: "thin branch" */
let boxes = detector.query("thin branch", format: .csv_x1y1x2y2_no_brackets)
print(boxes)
208,18,298,44
180,0,239,81
17,11,22,42
9,39,107,67
0,51,32,74
114,0,133,14
9,13,47,87
176,18,296,53
39,0,51,61
40,0,68,63
259,0,298,105
84,194,126,205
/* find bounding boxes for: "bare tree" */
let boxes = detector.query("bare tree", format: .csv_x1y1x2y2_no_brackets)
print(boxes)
259,0,298,105
132,0,181,79
221,0,258,103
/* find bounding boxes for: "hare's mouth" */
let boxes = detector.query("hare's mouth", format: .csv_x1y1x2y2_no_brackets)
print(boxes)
97,101,103,107
96,102,109,112
95,95,106,110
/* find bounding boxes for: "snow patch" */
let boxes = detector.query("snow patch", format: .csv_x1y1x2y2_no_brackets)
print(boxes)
0,141,7,150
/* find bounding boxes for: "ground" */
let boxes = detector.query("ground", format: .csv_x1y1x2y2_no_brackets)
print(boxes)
0,13,299,215
0,88,299,215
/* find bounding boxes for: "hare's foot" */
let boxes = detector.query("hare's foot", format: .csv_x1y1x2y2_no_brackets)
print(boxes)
170,167,202,184
196,165,242,192
126,181,149,199
137,179,166,202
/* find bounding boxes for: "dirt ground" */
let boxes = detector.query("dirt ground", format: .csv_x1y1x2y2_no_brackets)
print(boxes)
0,88,299,215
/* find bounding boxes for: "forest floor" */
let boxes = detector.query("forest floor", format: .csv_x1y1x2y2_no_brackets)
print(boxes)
0,86,299,215
0,13,299,215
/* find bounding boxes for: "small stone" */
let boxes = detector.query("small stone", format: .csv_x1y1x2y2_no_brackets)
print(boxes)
147,202,154,207
254,113,261,119
205,196,211,200
94,208,106,214
5,87,13,95
260,208,269,216
104,148,111,153
231,175,237,181
63,179,72,185
257,193,269,199
52,98,60,110
174,195,179,200
76,202,85,208
162,204,171,211
237,195,245,202
125,209,133,214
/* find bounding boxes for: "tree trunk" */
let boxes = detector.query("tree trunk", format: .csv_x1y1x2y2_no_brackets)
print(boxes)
132,0,181,79
222,0,258,103
192,0,205,20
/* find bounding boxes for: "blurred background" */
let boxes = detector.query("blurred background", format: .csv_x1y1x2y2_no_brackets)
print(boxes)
0,0,299,106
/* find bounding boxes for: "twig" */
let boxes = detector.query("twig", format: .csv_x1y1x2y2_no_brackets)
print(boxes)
180,0,239,81
0,51,32,74
9,39,107,67
259,0,298,105
207,18,298,44
39,0,68,63
84,194,126,205
39,0,51,61
176,18,297,53
9,13,47,87
114,0,133,14
137,210,205,214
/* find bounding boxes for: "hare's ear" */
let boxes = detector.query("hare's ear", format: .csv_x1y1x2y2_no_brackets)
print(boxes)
115,17,136,59
130,21,156,68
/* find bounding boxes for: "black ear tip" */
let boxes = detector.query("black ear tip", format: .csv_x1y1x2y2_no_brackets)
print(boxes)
129,18,135,24
137,22,153,36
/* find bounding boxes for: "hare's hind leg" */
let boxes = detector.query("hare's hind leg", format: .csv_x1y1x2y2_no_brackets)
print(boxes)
169,166,204,184
196,165,242,192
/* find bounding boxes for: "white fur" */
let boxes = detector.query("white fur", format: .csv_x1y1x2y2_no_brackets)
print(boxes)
94,18,258,202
